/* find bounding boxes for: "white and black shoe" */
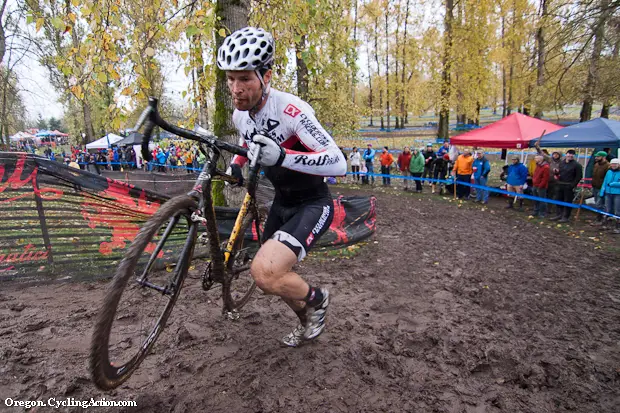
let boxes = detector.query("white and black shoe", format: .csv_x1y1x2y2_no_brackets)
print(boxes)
304,288,329,340
281,324,305,347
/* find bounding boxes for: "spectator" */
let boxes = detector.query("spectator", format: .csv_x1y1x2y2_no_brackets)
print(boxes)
185,150,194,174
397,147,412,190
535,142,562,204
532,155,550,218
197,150,206,170
437,141,450,158
505,155,529,209
363,143,376,185
472,151,491,204
349,147,361,182
156,148,167,172
452,149,474,199
603,148,613,163
422,143,437,185
409,148,425,192
550,149,583,223
68,157,80,169
86,154,101,175
599,158,620,233
112,147,119,170
379,146,394,186
591,151,610,226
432,153,450,194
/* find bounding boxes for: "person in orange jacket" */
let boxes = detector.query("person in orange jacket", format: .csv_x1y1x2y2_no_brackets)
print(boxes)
452,149,474,199
380,146,395,186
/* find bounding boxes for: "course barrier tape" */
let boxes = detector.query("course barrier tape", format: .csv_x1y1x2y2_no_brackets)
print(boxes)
346,172,620,220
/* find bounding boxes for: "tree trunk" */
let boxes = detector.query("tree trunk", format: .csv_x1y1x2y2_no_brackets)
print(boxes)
385,9,390,130
192,36,209,127
600,103,610,118
534,0,547,118
367,40,374,127
295,35,309,100
400,0,410,129
438,0,454,140
0,0,7,66
82,100,96,142
394,4,400,130
374,16,384,130
215,0,250,207
352,0,357,103
501,16,507,117
580,0,611,122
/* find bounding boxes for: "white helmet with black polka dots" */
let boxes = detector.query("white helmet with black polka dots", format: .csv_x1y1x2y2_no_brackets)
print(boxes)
217,27,275,71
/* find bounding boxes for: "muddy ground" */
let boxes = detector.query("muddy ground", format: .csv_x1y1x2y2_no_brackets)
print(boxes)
1,185,619,413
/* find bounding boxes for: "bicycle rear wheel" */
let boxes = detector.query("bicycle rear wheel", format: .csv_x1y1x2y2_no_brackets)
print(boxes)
90,195,198,390
222,207,264,311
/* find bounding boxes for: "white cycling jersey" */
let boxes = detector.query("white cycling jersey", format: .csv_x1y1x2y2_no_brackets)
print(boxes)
231,89,346,204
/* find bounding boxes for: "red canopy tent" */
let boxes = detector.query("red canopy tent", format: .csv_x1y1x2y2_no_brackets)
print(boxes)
449,113,563,149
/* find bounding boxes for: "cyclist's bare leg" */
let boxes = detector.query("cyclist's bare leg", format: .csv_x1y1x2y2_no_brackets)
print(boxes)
250,239,309,300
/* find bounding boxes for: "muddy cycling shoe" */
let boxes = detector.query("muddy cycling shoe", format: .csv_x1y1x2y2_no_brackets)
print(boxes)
281,324,305,347
304,288,330,340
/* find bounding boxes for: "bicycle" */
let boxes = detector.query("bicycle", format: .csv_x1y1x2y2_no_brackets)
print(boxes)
90,98,264,391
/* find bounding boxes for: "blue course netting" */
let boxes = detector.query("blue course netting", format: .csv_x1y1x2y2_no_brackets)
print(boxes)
74,161,618,220
345,172,620,220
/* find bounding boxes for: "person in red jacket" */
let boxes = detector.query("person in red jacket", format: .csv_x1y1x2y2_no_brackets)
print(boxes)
532,154,550,218
397,146,412,190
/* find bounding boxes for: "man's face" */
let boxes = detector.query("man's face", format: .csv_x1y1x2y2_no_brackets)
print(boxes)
477,153,483,159
404,146,410,152
566,153,575,162
535,155,543,164
611,163,619,170
226,70,270,111
512,158,519,164
595,156,602,163
367,145,372,150
552,153,561,161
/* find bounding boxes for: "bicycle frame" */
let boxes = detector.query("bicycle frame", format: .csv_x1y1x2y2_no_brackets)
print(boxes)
189,147,261,289
134,98,263,310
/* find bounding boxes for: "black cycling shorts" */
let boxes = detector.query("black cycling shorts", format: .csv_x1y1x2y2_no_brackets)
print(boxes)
262,196,334,261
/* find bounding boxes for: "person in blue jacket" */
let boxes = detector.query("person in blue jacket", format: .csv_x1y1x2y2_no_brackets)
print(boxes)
600,158,620,234
363,143,376,185
112,147,120,171
506,155,528,209
473,151,491,204
156,148,167,172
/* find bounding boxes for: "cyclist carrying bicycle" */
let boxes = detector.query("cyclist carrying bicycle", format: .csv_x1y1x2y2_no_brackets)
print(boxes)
217,27,346,347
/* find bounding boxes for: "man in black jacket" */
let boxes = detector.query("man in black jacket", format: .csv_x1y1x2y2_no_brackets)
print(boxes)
422,143,437,185
549,149,583,223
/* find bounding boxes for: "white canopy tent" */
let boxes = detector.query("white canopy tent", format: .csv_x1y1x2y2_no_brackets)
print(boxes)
85,133,124,149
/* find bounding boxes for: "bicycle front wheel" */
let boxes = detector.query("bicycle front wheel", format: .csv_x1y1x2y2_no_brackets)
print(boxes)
222,207,264,311
90,195,198,390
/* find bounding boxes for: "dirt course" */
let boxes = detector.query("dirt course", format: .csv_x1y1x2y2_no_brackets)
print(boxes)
1,185,619,413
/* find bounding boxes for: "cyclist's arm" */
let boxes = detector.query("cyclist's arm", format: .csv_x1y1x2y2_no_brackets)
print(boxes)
280,108,346,176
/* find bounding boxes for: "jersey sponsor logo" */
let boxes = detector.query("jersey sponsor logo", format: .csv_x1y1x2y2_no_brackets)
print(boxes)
306,233,314,246
311,205,331,236
284,104,301,118
299,114,330,147
266,119,280,131
293,153,341,167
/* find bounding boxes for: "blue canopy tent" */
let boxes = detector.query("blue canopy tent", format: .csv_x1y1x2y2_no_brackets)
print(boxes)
529,117,620,148
529,117,619,179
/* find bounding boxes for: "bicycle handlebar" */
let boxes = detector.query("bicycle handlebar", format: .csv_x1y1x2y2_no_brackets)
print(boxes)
135,98,249,162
